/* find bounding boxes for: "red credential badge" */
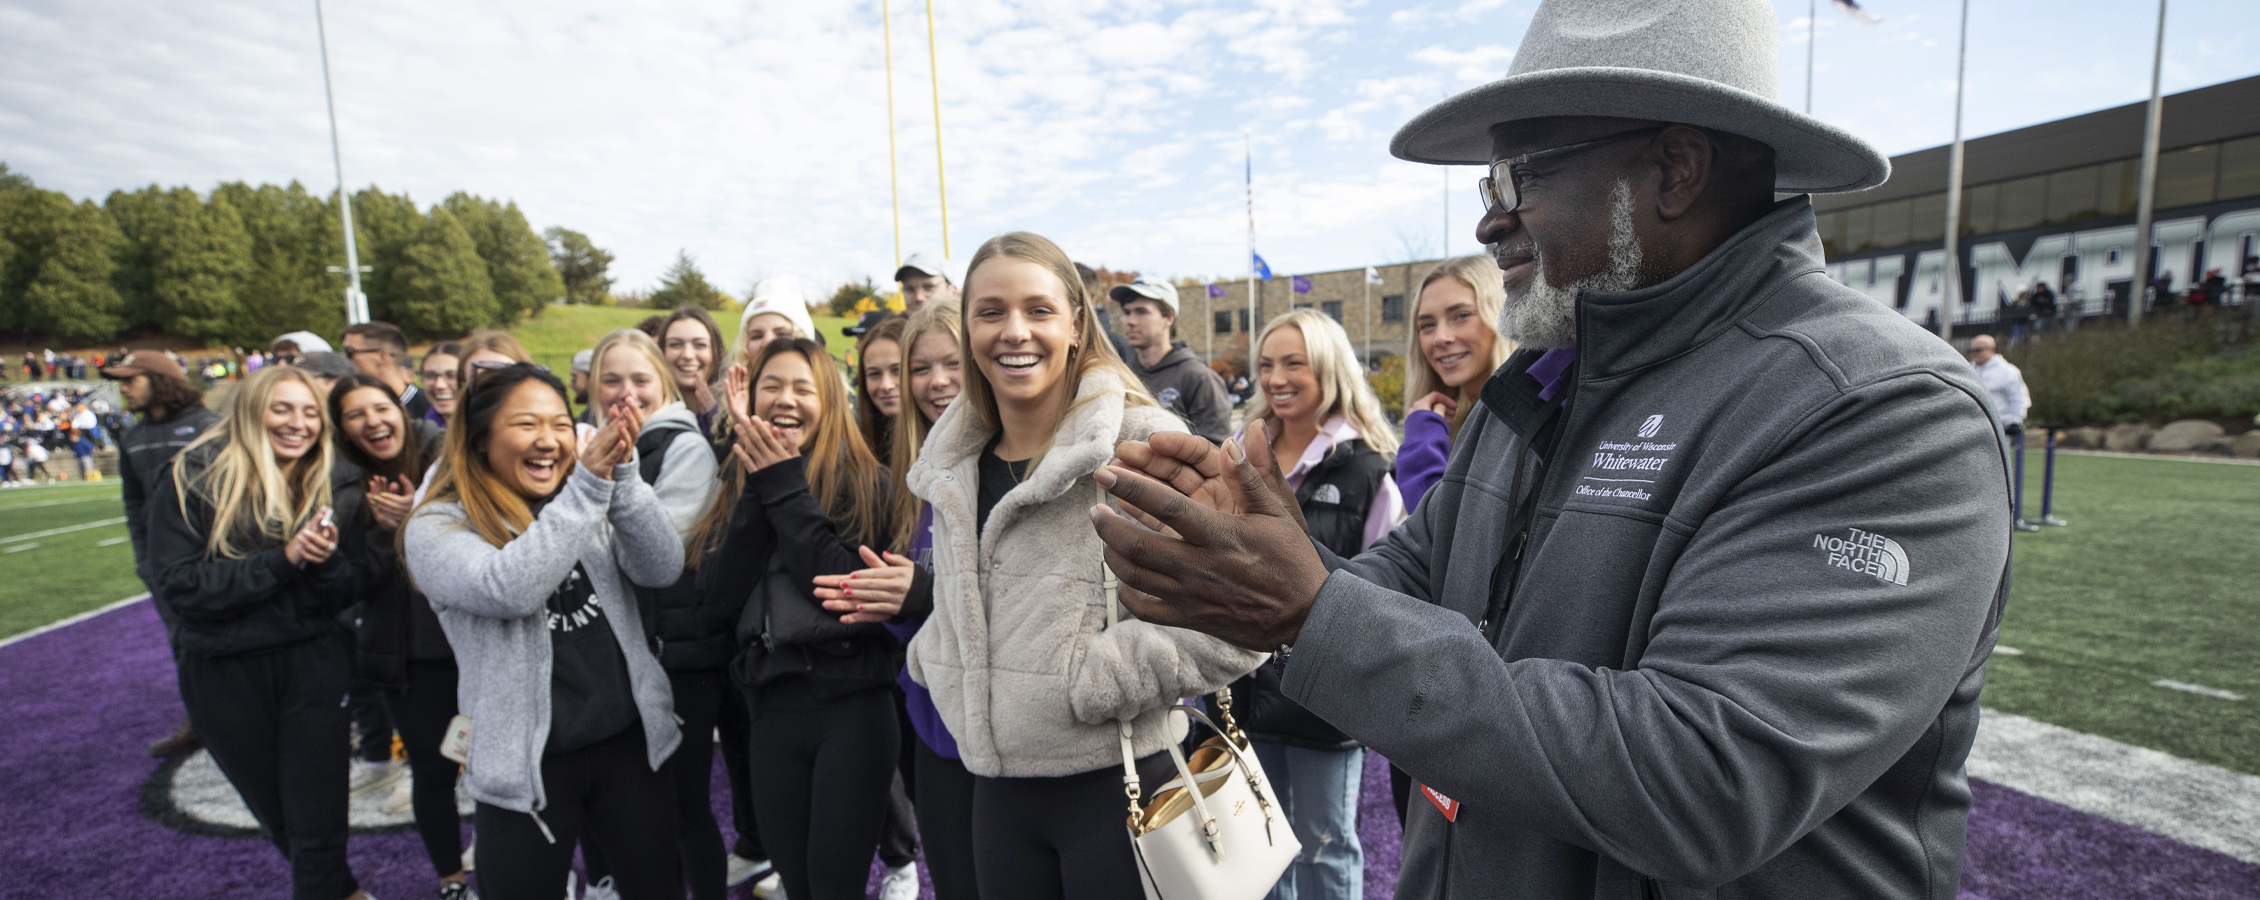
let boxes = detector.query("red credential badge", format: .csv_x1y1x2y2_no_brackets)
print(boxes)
1421,784,1460,822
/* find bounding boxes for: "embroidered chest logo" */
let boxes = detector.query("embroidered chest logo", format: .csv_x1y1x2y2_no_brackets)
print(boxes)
1812,528,1910,585
1156,387,1181,408
1576,415,1675,502
1310,484,1343,504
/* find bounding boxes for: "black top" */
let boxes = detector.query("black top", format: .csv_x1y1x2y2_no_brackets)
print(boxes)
976,436,1033,534
542,561,638,753
120,404,224,594
343,420,453,690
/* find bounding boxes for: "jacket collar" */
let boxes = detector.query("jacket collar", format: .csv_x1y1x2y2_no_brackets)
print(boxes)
910,369,1136,513
1481,196,1824,443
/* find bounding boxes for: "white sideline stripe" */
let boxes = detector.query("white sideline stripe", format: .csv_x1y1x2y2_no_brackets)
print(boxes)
2058,449,2260,467
4,543,37,553
1992,646,2023,655
0,594,149,651
2153,679,2247,701
1971,708,2260,864
0,495,112,512
97,536,129,547
0,516,127,543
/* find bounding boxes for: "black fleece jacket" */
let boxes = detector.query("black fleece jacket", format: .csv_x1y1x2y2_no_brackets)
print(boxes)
341,421,451,689
147,443,365,659
714,456,902,702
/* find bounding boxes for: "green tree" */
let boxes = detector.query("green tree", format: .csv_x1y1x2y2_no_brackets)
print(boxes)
0,163,31,193
350,187,425,327
389,208,497,338
219,181,345,343
103,185,167,330
443,193,562,322
0,191,127,341
144,187,253,343
828,278,878,316
544,226,615,305
648,250,727,311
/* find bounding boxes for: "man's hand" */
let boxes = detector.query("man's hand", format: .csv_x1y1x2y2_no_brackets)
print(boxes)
1089,426,1327,651
1107,426,1306,533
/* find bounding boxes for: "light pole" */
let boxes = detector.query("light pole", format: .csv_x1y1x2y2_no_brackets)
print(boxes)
1935,0,1970,341
314,0,367,325
2129,0,2169,326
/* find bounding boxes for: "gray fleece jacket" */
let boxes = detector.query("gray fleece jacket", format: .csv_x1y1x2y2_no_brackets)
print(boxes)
405,461,685,814
906,370,1266,778
640,401,720,535
1284,198,2011,899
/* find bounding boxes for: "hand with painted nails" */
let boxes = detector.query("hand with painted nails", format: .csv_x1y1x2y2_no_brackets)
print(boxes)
814,545,917,624
367,474,415,532
1088,426,1327,652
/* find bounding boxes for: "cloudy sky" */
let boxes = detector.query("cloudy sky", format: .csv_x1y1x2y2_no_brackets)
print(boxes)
3,0,2257,296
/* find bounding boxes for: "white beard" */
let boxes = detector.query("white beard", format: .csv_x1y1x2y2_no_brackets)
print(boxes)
1496,180,1646,349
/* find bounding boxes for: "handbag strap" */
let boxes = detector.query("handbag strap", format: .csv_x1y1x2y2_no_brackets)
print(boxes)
1105,482,1147,828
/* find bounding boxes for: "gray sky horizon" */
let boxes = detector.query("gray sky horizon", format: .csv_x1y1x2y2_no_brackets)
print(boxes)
4,0,2257,298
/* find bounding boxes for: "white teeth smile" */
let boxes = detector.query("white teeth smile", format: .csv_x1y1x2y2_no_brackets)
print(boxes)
771,417,803,428
1270,393,1296,404
997,354,1041,369
1437,352,1468,367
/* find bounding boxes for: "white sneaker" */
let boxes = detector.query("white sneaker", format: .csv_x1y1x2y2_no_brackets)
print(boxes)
725,854,773,887
437,882,477,900
561,870,575,900
581,875,618,900
381,771,415,814
879,862,918,900
349,759,404,798
750,871,786,900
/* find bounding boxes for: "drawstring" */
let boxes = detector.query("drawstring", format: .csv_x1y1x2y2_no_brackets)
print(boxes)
531,810,556,844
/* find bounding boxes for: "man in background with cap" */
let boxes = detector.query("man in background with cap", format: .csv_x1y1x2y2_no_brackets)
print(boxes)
342,322,434,422
570,348,595,424
102,350,222,758
1090,0,2012,896
1113,276,1233,444
895,252,958,313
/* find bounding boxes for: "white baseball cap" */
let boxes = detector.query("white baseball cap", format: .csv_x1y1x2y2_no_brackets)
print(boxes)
895,252,951,284
571,349,593,373
1108,276,1179,317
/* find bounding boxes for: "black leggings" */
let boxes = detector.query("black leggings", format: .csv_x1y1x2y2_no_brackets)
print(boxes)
383,659,465,877
667,668,737,900
971,752,1175,900
177,633,359,900
472,725,679,900
914,738,980,900
744,680,899,900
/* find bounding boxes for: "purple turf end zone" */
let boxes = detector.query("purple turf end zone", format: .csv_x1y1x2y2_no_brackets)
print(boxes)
1,600,2255,899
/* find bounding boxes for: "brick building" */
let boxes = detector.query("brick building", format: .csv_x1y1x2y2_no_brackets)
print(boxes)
1127,257,1459,374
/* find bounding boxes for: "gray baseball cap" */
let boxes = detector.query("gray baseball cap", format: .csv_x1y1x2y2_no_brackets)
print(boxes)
571,349,593,373
1108,276,1179,317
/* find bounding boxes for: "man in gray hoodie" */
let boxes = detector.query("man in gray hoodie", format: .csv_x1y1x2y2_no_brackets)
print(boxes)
1090,1,2012,897
1113,276,1234,444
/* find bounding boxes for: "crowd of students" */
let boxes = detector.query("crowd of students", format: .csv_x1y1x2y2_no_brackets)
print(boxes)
111,233,1510,900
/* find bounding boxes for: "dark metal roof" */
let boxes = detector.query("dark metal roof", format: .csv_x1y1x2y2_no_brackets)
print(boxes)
1812,74,2260,213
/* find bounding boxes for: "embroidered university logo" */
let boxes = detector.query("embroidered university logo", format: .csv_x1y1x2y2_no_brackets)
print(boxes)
1311,484,1343,504
1156,387,1181,409
1812,527,1910,585
1637,414,1663,438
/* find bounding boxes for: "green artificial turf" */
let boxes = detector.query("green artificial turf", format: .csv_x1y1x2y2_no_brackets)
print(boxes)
0,481,144,640
1986,451,2260,775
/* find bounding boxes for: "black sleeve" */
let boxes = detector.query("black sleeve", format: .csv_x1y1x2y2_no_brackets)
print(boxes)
1190,369,1235,444
891,567,936,624
148,472,304,623
744,457,878,591
120,432,153,592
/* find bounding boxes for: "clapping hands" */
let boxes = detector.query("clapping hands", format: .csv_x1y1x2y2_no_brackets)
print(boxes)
723,363,798,472
582,399,646,479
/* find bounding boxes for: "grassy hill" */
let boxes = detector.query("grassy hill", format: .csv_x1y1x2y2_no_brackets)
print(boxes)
504,305,860,374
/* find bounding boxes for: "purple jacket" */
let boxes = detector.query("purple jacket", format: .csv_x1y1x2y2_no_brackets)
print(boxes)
883,506,960,759
1396,409,1452,513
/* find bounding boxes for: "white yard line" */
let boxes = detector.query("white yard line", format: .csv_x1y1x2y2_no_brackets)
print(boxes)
97,536,129,547
2153,679,2247,701
0,516,127,544
0,594,148,651
4,543,36,553
1971,708,2260,864
0,495,113,513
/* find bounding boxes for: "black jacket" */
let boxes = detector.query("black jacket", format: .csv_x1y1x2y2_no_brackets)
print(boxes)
121,404,223,594
715,456,901,704
1131,343,1234,444
343,421,451,689
1229,438,1392,750
633,420,736,671
147,443,364,659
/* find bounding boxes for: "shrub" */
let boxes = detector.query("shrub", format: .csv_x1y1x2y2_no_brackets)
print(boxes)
2011,310,2259,425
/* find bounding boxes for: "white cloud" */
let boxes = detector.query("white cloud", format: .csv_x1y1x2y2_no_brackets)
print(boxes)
1410,43,1516,83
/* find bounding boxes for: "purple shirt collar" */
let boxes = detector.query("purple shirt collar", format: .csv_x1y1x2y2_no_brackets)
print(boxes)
1528,348,1577,403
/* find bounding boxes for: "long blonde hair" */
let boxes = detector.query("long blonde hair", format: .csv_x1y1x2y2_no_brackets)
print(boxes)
1405,256,1511,435
684,339,891,567
586,329,683,428
889,298,961,552
1249,309,1400,454
956,232,1154,471
172,365,334,559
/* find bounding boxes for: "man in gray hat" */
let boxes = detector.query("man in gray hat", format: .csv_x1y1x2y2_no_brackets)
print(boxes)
1088,0,2012,897
1112,276,1233,444
895,252,958,313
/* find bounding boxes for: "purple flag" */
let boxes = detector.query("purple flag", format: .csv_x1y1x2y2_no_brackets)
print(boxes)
1207,283,1228,299
1292,275,1312,294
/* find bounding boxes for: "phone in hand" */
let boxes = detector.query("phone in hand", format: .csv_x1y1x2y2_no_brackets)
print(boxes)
317,506,335,531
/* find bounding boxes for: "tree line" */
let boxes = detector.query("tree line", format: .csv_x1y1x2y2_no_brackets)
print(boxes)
0,162,620,346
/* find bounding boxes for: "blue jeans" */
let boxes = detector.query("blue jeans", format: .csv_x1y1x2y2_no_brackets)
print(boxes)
1252,742,1364,900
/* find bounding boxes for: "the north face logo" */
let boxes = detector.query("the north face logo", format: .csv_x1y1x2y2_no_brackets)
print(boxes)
1812,527,1909,585
1637,415,1663,438
1311,484,1342,504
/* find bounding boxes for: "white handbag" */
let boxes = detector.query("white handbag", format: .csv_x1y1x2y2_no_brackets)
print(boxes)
1102,534,1300,900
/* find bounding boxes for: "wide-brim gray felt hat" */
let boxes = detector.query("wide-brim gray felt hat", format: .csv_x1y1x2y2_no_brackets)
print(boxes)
1390,0,1889,194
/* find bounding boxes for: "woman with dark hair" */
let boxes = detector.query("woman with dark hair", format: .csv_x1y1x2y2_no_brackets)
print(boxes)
659,305,727,431
405,364,685,900
853,315,907,462
683,338,898,900
327,374,468,900
147,365,372,900
418,341,465,427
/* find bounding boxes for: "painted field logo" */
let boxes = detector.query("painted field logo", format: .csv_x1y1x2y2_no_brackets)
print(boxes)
1638,415,1663,438
1812,527,1910,585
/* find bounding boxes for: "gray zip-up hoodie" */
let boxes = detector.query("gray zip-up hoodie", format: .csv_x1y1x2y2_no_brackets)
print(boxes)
1283,198,2011,899
405,460,684,814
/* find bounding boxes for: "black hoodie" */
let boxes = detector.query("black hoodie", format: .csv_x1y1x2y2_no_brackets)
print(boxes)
338,420,451,689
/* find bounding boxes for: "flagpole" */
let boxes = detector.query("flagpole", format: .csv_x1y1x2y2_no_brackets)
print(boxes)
314,0,366,325
925,0,950,260
1363,275,1372,363
1936,0,1969,341
1246,132,1256,369
883,0,902,272
1805,0,1817,114
2129,0,2169,327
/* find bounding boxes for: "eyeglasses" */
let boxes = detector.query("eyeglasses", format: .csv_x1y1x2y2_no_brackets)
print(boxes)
419,369,458,384
342,346,389,358
1476,127,1665,215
